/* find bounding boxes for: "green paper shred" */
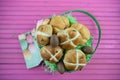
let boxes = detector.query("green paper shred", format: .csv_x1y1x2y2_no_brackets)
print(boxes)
76,36,94,62
44,60,57,72
39,45,43,49
86,54,93,62
67,15,77,25
75,36,93,50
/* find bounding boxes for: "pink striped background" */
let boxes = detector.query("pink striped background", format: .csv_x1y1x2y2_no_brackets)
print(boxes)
0,0,120,80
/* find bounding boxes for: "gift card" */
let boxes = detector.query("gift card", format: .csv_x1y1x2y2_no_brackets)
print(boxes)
18,30,43,69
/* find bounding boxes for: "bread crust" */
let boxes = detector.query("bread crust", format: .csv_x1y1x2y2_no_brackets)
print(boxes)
57,28,82,50
63,49,86,70
50,16,70,34
71,23,90,45
36,25,53,46
40,45,63,63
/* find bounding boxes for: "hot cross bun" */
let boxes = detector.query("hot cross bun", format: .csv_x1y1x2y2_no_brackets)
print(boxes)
50,15,70,34
57,27,83,50
71,23,90,45
63,49,86,70
36,25,53,46
40,45,63,63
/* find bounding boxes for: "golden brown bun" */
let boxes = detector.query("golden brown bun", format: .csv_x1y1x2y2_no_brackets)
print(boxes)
57,28,82,50
63,49,86,70
50,15,70,34
71,23,90,44
36,25,53,46
40,45,63,63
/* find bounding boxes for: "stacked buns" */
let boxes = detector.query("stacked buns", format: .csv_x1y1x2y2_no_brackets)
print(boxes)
36,15,91,71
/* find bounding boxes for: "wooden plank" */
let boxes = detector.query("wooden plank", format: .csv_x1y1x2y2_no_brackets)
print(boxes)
0,58,120,64
0,64,119,70
0,69,120,75
0,74,120,80
0,11,120,16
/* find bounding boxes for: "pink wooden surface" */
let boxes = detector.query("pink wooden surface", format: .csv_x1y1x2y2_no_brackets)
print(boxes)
0,0,120,80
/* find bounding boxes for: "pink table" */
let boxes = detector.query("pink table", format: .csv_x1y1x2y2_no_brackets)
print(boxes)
0,0,120,80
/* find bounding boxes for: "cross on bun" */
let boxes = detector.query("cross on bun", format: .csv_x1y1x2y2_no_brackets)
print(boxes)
57,27,83,50
71,23,90,44
36,25,53,46
63,49,86,70
50,15,70,34
40,45,63,63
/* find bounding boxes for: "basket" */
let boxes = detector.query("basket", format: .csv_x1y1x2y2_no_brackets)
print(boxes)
18,9,101,74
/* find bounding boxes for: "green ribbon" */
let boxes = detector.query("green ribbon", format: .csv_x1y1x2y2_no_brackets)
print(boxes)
61,10,101,53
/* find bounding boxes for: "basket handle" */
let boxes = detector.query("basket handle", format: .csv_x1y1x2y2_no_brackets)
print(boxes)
61,10,101,53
